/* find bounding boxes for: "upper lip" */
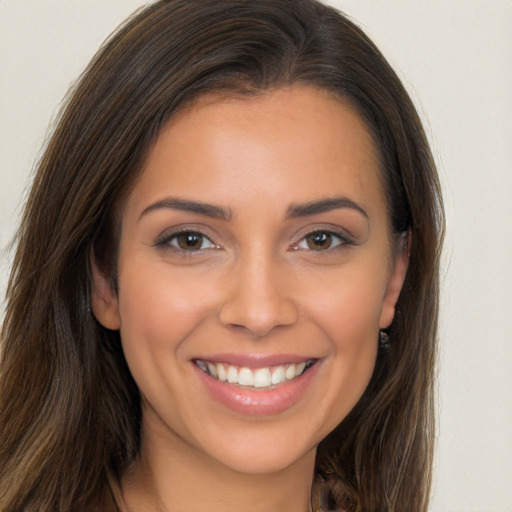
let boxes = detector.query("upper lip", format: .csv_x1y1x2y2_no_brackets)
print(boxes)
192,353,319,367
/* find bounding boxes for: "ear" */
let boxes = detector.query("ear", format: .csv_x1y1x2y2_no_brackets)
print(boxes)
379,231,410,329
90,252,121,330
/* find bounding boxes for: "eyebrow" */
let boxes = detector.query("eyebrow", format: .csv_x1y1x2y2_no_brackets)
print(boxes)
139,198,232,221
285,197,368,219
139,196,367,222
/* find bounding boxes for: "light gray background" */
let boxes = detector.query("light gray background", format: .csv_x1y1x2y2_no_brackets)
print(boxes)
1,1,511,511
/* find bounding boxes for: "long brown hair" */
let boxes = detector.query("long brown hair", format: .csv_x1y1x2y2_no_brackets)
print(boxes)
0,1,444,510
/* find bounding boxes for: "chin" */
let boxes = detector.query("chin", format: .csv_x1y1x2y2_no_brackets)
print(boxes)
208,439,317,476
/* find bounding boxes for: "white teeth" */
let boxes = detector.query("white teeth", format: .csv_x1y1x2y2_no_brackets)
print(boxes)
238,367,254,386
197,359,313,388
285,363,296,380
296,361,306,376
253,368,272,388
216,363,227,381
207,362,217,378
271,365,286,385
227,365,238,384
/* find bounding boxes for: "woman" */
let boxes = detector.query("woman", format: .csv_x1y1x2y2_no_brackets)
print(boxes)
0,1,444,511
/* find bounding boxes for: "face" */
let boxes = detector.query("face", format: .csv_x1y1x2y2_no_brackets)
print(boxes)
92,86,408,475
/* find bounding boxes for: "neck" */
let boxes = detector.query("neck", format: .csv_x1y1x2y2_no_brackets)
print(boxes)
121,414,317,512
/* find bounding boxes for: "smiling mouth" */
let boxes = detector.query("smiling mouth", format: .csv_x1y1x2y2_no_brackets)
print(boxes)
194,359,316,390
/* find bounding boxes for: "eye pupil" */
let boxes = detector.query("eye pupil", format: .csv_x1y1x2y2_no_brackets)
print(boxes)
178,233,203,250
306,232,332,250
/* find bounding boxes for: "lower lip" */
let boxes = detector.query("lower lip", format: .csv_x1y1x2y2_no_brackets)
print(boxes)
194,362,320,416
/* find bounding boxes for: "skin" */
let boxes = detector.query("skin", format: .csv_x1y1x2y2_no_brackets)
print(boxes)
92,86,409,512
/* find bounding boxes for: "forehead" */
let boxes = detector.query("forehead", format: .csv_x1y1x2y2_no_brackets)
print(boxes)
126,86,385,218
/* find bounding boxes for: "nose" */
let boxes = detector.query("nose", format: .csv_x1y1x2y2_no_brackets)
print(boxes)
218,252,299,337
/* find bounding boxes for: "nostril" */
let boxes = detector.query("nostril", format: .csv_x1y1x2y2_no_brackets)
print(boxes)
218,293,298,337
218,261,299,335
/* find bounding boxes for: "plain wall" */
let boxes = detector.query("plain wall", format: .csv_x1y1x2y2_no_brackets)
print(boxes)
1,1,511,511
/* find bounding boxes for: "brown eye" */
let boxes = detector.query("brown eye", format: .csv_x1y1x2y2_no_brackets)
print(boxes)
177,233,203,250
167,231,216,251
295,231,348,251
306,232,333,250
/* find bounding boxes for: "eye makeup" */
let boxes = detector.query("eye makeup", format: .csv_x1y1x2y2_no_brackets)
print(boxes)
154,228,221,255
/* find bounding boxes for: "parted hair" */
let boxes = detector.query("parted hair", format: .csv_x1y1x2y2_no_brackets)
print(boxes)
0,1,444,511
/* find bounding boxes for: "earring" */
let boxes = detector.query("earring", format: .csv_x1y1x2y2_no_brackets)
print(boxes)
379,330,390,352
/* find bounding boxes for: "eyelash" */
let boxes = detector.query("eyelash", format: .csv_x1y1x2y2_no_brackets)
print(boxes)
154,227,355,255
154,230,219,253
292,230,354,252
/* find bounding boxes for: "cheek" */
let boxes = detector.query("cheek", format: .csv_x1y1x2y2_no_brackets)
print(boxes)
115,264,220,375
297,264,386,424
302,264,387,344
119,261,216,329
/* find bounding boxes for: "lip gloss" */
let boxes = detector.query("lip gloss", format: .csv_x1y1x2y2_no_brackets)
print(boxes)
194,360,320,416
